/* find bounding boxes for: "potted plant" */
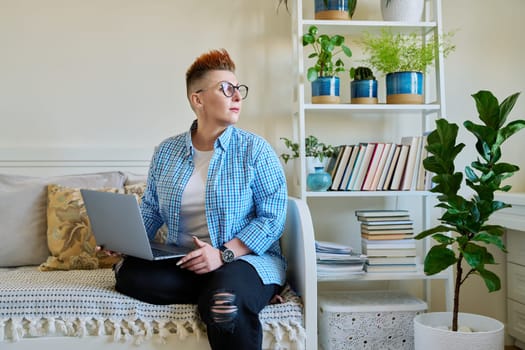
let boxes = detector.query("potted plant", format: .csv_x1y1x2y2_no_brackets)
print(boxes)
281,135,338,191
359,29,455,104
302,25,353,104
413,90,525,349
281,135,337,165
350,66,378,104
314,0,357,20
380,0,424,22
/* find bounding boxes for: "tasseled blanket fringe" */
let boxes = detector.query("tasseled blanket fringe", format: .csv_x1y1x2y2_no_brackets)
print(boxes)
1,317,306,350
2,317,204,345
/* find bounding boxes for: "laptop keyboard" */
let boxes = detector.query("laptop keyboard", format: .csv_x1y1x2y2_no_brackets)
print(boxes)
151,247,175,258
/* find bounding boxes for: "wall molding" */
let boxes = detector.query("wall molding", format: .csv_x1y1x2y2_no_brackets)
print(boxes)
491,193,525,232
0,147,153,175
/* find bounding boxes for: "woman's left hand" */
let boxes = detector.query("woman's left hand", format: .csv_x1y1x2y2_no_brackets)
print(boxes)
176,236,223,274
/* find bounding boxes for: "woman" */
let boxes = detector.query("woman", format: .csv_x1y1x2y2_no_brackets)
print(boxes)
114,49,288,350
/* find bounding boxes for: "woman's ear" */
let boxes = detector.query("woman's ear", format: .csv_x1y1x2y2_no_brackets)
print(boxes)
189,92,203,110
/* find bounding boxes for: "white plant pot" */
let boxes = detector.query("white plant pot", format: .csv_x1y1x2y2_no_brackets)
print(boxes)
380,0,424,22
305,156,326,174
414,312,504,350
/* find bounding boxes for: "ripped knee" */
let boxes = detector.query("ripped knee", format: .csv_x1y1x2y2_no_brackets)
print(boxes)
209,290,238,333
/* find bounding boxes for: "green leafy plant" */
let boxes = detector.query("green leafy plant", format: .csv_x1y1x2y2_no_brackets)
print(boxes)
350,66,376,80
280,135,337,163
359,28,455,74
302,25,353,82
415,90,525,331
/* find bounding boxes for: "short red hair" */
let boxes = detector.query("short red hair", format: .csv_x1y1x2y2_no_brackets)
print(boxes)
186,49,236,94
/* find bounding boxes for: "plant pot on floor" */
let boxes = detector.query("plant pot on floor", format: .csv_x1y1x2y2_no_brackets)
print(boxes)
414,312,504,350
312,76,341,104
386,71,424,104
380,0,424,22
315,0,357,20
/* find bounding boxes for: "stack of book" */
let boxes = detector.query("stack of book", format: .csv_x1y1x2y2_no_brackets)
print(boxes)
315,240,367,278
355,209,418,273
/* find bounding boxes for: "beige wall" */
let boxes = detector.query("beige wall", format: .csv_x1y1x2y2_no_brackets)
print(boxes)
1,0,524,334
441,0,525,330
0,0,293,150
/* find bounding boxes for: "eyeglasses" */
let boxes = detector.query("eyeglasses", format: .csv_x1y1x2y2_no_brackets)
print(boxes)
196,81,249,100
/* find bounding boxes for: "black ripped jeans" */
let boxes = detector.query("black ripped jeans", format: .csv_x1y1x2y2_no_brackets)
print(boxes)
114,256,279,350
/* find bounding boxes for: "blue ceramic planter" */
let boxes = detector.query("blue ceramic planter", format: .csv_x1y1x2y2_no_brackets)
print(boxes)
314,0,356,20
312,76,340,104
351,79,378,104
386,71,424,104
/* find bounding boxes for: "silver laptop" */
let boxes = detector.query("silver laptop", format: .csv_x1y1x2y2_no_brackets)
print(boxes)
81,189,191,260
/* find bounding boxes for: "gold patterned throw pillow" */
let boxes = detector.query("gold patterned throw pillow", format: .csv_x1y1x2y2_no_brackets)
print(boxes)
124,182,167,244
39,184,122,271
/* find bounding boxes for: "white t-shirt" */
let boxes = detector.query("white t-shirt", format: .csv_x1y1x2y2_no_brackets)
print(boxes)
178,147,213,248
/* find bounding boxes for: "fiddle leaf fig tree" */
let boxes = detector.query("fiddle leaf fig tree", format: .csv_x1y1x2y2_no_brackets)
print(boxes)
415,90,525,331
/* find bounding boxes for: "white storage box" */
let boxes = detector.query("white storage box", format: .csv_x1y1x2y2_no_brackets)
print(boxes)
318,290,427,350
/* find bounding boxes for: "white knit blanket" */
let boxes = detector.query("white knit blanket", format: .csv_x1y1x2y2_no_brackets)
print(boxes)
0,267,305,349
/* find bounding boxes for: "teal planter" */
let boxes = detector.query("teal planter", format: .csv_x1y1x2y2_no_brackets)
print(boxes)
312,76,340,104
351,79,378,104
386,71,424,104
314,0,357,20
307,167,332,191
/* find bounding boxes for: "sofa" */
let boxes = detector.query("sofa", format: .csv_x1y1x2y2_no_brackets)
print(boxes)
0,153,318,350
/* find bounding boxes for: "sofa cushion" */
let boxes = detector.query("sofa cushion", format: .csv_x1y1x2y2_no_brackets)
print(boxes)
0,172,126,267
123,172,148,185
38,184,123,271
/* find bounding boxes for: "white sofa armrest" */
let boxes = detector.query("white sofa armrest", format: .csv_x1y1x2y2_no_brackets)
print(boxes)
281,197,317,350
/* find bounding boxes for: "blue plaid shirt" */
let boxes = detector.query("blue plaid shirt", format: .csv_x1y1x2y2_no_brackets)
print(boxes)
140,121,288,285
